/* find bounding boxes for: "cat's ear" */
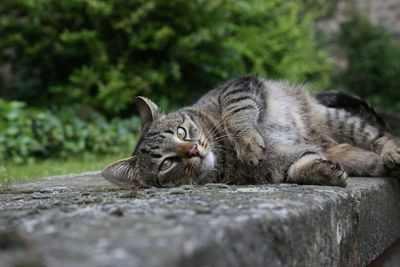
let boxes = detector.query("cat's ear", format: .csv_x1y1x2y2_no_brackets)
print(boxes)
101,156,141,190
136,96,161,127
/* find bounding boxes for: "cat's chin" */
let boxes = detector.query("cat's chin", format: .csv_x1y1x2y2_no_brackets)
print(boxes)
199,151,215,172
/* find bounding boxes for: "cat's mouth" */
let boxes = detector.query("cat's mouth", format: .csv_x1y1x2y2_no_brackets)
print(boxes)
189,149,215,184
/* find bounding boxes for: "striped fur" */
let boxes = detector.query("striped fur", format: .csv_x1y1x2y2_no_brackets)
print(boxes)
316,91,388,131
102,76,400,189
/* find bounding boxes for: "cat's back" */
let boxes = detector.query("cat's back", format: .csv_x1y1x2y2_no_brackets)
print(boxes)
195,76,309,105
191,76,320,127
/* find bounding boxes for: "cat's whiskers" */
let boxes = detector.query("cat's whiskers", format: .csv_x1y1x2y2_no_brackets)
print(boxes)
202,116,230,144
212,145,236,152
201,119,244,154
210,133,245,146
184,164,191,175
204,121,245,146
186,162,196,176
210,134,231,143
204,116,226,140
205,123,229,141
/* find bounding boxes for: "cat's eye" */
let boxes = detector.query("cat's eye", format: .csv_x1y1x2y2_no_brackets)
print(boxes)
159,159,173,171
177,127,186,139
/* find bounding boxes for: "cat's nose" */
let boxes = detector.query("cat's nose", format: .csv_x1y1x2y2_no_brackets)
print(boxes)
188,144,199,158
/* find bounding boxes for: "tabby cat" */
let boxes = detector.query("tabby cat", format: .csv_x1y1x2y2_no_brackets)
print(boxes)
102,76,400,189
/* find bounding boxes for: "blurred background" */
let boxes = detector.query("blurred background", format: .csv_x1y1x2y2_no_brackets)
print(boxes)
0,0,399,185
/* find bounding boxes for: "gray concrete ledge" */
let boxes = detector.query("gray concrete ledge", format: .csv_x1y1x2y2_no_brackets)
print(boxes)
0,175,399,267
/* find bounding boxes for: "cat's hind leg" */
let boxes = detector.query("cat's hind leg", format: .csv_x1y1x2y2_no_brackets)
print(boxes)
286,152,348,187
324,143,387,177
320,105,399,173
273,143,348,187
374,135,400,171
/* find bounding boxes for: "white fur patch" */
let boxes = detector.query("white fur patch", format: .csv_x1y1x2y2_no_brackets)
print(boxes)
201,151,215,171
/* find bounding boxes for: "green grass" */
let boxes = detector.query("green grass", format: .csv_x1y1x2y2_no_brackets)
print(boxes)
0,150,132,188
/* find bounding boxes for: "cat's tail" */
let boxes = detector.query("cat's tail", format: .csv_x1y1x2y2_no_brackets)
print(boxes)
317,91,400,174
316,91,389,131
316,91,392,151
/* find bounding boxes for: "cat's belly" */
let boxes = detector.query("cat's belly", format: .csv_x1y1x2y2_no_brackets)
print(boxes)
261,82,313,145
263,124,299,144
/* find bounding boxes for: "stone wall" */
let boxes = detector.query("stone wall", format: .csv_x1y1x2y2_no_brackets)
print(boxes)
1,173,399,267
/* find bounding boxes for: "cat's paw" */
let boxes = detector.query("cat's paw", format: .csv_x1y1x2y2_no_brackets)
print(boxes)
288,155,348,187
315,159,348,187
234,131,265,166
383,147,400,170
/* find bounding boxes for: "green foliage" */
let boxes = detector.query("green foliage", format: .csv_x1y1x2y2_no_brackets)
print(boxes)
0,98,139,163
0,0,332,114
0,165,10,191
339,15,400,113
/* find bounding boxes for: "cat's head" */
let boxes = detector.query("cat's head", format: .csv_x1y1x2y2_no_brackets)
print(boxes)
102,97,217,189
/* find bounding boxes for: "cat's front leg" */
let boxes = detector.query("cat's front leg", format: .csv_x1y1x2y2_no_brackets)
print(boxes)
231,127,266,166
218,77,267,166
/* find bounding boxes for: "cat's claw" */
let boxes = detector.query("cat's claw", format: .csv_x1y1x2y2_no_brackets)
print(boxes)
317,159,348,187
383,147,400,169
235,131,266,166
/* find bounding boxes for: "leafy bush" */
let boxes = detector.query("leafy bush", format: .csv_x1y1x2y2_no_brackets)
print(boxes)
0,99,139,163
339,15,400,113
0,0,332,115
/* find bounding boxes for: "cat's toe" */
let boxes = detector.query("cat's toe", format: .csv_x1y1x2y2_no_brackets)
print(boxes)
383,148,400,169
236,132,265,166
249,141,266,165
330,170,348,187
236,147,262,166
318,160,348,187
